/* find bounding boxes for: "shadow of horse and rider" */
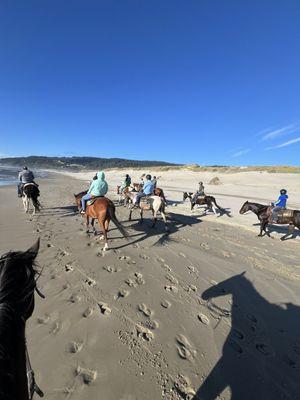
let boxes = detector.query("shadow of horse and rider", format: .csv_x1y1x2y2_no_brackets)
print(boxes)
193,273,300,400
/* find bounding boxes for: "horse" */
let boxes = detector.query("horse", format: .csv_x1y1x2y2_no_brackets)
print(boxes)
194,273,300,399
22,184,41,215
183,192,225,215
123,190,168,231
239,201,300,239
0,239,44,400
74,192,129,251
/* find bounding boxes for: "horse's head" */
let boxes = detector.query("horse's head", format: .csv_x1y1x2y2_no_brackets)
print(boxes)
183,192,192,201
202,272,246,301
239,201,250,214
0,239,41,321
74,190,87,210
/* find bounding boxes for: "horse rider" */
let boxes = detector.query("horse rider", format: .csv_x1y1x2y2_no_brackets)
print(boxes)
133,174,154,205
152,176,160,189
271,189,288,223
17,166,37,197
120,174,131,193
191,181,205,204
81,171,108,214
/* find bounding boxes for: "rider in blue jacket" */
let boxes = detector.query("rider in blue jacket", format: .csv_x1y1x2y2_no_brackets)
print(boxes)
271,189,288,223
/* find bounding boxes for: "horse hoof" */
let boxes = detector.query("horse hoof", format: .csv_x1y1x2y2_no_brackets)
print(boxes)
103,244,108,251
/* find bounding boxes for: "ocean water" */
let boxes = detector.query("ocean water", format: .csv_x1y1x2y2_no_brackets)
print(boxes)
0,166,48,186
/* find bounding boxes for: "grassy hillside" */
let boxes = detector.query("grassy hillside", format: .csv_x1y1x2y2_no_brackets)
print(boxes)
0,156,181,171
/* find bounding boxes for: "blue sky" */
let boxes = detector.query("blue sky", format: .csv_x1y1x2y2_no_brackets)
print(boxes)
0,0,300,165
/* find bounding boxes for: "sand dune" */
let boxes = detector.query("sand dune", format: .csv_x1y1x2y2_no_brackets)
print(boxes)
0,171,299,400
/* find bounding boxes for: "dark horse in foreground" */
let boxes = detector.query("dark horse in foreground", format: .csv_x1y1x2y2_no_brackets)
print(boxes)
22,184,41,215
183,192,229,216
0,240,44,400
239,201,300,240
194,273,300,399
74,192,129,251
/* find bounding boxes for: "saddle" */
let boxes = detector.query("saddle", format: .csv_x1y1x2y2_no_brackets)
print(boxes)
139,196,153,210
87,196,105,206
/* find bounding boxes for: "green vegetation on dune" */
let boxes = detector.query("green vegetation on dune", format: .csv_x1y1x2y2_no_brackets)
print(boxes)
0,156,181,170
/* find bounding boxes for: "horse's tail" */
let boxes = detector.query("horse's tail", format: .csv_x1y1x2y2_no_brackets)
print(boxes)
107,204,129,239
25,186,41,212
212,198,232,217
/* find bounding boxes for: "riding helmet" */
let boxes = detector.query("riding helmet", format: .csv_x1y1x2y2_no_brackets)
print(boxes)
23,166,28,170
146,174,151,180
280,189,287,195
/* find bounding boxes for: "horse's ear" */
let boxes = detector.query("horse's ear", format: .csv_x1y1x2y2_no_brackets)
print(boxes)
240,271,246,276
25,238,40,261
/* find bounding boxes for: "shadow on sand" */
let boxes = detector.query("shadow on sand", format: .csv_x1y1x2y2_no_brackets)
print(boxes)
193,273,300,400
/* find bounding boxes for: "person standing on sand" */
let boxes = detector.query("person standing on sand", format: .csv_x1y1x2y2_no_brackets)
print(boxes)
80,171,108,214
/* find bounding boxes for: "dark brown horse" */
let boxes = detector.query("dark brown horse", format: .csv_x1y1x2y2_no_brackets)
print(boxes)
183,192,226,215
0,240,44,400
74,192,128,250
239,201,300,240
22,184,41,215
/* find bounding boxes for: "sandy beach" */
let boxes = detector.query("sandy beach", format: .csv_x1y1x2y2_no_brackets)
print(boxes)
0,170,300,400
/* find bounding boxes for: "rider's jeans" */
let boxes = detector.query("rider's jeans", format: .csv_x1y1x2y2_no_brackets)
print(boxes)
272,206,283,221
81,193,92,211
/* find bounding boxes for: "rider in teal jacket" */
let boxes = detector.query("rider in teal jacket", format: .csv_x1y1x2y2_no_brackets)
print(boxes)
81,171,108,213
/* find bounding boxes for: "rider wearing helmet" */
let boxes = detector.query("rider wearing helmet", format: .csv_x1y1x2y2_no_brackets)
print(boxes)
134,174,154,205
192,181,205,204
17,166,36,197
271,189,288,223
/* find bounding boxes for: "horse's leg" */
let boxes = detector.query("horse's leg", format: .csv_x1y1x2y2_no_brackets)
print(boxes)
161,210,169,232
258,220,269,237
85,215,90,233
281,223,295,241
91,218,97,235
140,208,143,224
98,212,108,250
129,207,133,221
151,209,157,228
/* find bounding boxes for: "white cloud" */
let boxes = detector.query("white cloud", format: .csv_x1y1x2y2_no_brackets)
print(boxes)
232,148,251,158
266,136,300,150
260,124,298,141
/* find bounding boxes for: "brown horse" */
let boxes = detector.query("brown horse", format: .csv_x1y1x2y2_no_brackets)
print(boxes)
74,192,128,250
239,201,300,239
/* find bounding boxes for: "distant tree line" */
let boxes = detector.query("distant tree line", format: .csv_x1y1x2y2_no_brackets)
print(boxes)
0,156,181,170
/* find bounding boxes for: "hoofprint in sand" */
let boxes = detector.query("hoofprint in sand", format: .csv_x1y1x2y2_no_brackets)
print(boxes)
0,172,299,399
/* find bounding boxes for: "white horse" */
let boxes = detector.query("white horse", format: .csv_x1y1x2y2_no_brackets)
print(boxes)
124,190,168,231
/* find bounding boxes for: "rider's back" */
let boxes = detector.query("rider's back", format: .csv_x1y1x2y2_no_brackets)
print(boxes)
19,170,34,183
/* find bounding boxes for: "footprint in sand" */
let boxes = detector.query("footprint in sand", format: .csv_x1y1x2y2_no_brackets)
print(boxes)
161,300,171,309
47,243,54,248
37,314,50,324
198,313,210,325
68,341,83,354
84,278,96,287
174,374,196,399
103,265,118,273
247,314,258,324
139,254,150,260
229,339,243,354
98,302,111,315
200,242,209,250
165,274,178,285
178,252,186,258
143,319,159,330
176,334,196,361
255,343,273,356
138,303,152,317
187,266,198,273
232,329,244,340
186,284,197,292
156,257,165,263
136,324,154,341
118,289,130,298
50,320,61,334
69,294,81,303
165,285,178,294
125,278,136,287
76,366,97,384
82,307,93,318
65,264,74,272
134,272,145,285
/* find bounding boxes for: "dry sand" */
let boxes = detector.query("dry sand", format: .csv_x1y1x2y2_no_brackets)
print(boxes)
0,170,300,400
